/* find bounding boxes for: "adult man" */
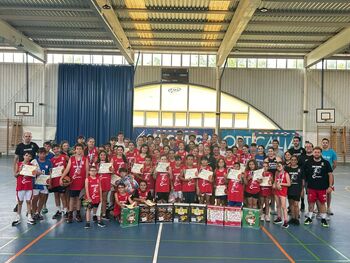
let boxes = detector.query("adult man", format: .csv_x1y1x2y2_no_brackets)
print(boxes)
13,131,39,212
321,138,337,216
299,141,314,211
272,139,284,160
288,136,306,158
304,147,333,228
219,140,227,157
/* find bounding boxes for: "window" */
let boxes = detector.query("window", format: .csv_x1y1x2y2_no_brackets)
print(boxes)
64,54,73,63
4,53,13,62
189,113,202,127
327,60,336,69
162,54,171,66
190,54,199,66
267,59,276,68
13,53,24,63
161,112,173,126
172,54,181,66
227,58,237,68
257,59,267,68
0,53,3,62
199,55,207,67
74,55,83,63
143,53,152,66
208,55,216,67
114,55,123,65
92,55,102,64
133,84,279,129
337,60,346,70
146,112,159,126
82,55,91,64
276,59,286,69
54,54,63,63
103,55,113,64
247,58,257,68
287,59,296,69
182,54,190,66
237,58,247,68
153,54,161,66
175,112,187,127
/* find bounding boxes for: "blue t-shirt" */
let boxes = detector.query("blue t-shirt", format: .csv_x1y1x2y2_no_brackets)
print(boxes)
322,149,337,169
34,158,52,190
46,152,55,160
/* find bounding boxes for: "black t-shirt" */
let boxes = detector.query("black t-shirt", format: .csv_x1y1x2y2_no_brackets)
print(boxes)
304,158,332,190
267,157,277,175
15,142,39,161
299,154,313,168
288,147,306,158
132,190,153,201
285,166,304,196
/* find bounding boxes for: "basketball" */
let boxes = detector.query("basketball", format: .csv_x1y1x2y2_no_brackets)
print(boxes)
61,175,71,187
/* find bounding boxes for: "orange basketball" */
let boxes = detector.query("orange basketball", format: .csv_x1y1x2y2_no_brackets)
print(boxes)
61,175,71,187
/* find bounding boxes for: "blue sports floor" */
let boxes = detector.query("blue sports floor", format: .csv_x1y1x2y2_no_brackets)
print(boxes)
0,156,350,263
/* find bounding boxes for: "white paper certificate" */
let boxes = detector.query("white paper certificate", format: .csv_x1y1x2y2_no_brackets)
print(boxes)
131,163,143,174
197,169,213,181
185,168,198,180
240,165,246,172
260,176,272,187
155,162,170,173
252,169,264,181
227,169,241,181
98,163,112,174
35,175,50,185
51,166,63,178
20,165,37,177
111,174,121,185
215,185,227,196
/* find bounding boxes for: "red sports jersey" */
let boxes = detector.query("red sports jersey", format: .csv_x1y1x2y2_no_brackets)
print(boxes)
137,189,150,200
225,157,238,170
244,170,260,195
16,162,34,191
182,166,197,192
260,171,273,197
87,176,100,204
227,180,244,202
135,154,146,165
126,149,139,167
86,147,98,165
169,159,176,170
155,172,171,193
215,168,227,186
172,166,183,192
198,166,213,194
51,154,67,188
113,192,129,216
111,156,127,176
176,150,187,162
69,155,87,191
141,165,154,191
274,170,288,197
97,161,111,192
240,153,252,165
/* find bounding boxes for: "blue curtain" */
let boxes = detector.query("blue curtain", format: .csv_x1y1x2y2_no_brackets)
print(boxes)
56,64,134,145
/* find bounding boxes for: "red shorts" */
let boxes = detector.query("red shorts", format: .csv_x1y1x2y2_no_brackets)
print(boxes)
260,187,272,197
308,188,327,204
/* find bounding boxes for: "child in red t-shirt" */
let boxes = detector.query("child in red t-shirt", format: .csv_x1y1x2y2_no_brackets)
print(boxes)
214,158,228,206
97,150,113,220
171,156,183,202
226,162,245,207
260,162,273,222
84,166,105,229
180,154,198,204
113,183,133,222
273,162,291,228
12,152,36,226
243,159,262,209
197,156,213,204
154,155,172,203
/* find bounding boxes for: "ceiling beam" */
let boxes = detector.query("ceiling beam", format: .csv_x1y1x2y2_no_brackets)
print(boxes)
115,7,233,15
90,0,134,64
248,21,350,28
255,10,350,17
305,27,350,67
0,15,99,22
0,18,45,61
216,0,261,66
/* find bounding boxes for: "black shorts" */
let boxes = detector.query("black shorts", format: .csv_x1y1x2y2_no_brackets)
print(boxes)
245,192,260,199
156,192,169,202
90,203,99,208
183,192,196,204
69,190,81,198
215,195,227,200
49,186,66,193
288,195,301,201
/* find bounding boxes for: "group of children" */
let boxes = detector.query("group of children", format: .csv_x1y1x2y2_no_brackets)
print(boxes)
12,132,334,230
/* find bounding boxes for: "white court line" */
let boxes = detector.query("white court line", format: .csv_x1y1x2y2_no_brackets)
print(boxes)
0,227,33,251
152,223,163,263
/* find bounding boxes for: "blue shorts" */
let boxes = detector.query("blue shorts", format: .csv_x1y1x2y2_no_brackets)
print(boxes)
228,201,242,207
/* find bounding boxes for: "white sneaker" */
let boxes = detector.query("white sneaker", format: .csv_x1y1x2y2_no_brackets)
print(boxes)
265,214,271,222
327,208,334,215
260,214,265,221
12,214,21,226
27,214,35,225
316,213,322,220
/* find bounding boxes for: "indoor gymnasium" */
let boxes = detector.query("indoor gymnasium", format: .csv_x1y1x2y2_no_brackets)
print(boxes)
0,0,350,262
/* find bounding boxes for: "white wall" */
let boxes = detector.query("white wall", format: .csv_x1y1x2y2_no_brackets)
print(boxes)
1,64,350,147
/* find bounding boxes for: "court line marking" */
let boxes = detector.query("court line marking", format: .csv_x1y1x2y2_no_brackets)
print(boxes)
0,226,35,251
303,226,350,261
23,253,152,258
285,229,320,261
0,225,12,233
5,219,64,263
261,226,296,263
152,223,163,263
